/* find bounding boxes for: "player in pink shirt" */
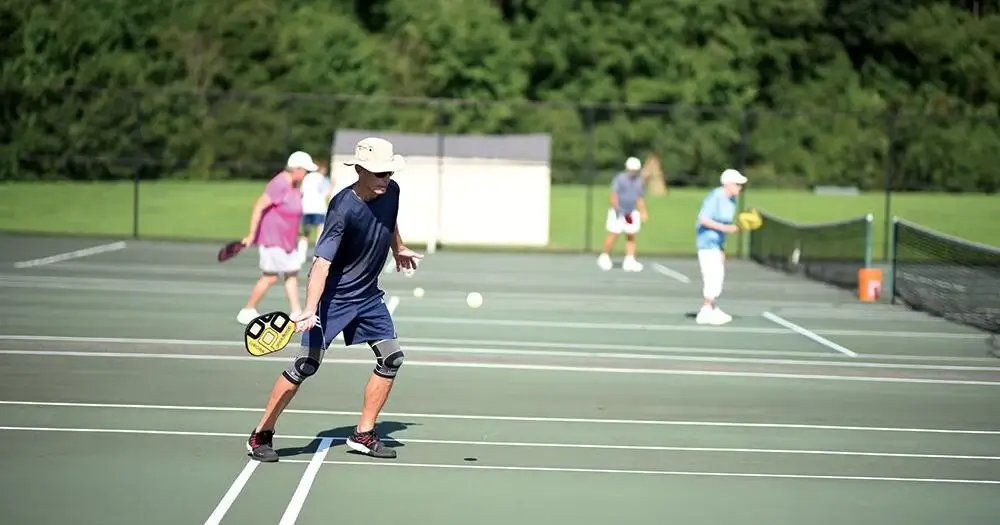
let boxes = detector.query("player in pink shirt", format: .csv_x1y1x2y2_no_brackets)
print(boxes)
237,151,319,325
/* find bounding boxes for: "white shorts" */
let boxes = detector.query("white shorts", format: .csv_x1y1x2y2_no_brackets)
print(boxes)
697,248,726,299
258,246,302,274
606,208,641,235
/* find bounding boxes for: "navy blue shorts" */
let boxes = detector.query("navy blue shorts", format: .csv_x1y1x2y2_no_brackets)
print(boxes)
301,214,325,227
301,294,397,349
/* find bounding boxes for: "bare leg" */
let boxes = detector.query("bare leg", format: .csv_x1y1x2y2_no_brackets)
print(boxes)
283,273,301,313
255,375,300,432
246,274,278,309
625,233,637,257
356,374,395,433
601,232,617,254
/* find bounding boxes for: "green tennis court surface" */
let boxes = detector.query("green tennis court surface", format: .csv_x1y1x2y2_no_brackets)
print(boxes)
1,233,998,525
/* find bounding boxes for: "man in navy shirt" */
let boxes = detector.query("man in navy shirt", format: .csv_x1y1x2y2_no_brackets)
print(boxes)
246,137,422,462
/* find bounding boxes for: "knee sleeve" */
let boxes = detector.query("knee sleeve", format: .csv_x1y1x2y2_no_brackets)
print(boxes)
370,339,405,379
282,349,324,385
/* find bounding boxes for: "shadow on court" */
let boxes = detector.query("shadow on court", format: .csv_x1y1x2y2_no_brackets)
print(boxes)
272,420,418,459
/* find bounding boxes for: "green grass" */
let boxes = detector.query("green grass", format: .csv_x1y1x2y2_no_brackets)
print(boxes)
0,181,996,258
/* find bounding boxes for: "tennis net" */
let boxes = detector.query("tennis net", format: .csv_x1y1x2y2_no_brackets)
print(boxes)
748,211,874,290
890,218,1000,336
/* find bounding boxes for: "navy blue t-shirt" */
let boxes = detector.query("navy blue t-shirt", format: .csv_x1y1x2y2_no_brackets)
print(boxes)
313,180,399,303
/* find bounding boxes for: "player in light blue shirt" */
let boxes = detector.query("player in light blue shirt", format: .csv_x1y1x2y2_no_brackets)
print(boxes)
694,169,747,325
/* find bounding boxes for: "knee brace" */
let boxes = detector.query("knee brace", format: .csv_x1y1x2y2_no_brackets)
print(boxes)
282,354,322,385
370,339,405,379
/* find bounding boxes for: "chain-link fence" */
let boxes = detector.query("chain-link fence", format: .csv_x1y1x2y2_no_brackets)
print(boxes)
4,87,998,256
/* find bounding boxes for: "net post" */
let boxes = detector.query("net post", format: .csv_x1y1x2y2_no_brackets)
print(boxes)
864,213,873,269
887,216,898,304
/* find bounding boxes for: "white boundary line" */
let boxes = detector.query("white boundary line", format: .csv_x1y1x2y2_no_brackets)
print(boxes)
2,348,997,385
762,312,859,357
278,437,333,525
0,426,995,485
651,263,691,283
392,315,986,340
0,425,997,461
203,460,259,525
2,344,999,373
279,459,1000,485
3,401,998,435
12,241,127,268
1,333,995,363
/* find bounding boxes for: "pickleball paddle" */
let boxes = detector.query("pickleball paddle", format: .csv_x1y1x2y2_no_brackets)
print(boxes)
244,311,296,356
217,240,246,263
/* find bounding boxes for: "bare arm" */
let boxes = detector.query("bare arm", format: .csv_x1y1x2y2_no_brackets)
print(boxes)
244,193,273,242
392,222,405,255
303,257,331,314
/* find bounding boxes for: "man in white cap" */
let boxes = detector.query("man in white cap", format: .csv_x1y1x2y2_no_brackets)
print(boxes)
246,137,423,463
597,156,648,272
237,150,319,325
694,168,747,325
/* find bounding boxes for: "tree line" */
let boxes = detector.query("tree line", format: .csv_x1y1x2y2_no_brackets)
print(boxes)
2,0,999,191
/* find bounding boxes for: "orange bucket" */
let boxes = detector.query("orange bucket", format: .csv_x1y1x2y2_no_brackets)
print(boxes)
858,268,883,302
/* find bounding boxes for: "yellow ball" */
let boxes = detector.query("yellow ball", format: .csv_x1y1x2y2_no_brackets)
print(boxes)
466,292,483,308
413,287,425,298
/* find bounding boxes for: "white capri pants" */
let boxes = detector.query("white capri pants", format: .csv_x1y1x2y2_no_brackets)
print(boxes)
606,208,641,235
258,246,302,275
697,248,725,300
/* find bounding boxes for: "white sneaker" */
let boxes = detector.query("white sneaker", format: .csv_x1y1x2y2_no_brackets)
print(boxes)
712,308,733,325
695,307,715,325
597,253,613,271
622,256,643,272
696,306,732,325
237,308,259,325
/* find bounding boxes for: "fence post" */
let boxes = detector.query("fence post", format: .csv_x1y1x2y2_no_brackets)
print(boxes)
132,92,142,239
882,109,896,262
888,216,898,304
736,106,749,258
583,105,596,252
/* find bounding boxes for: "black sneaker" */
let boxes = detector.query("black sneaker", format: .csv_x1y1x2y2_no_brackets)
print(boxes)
346,429,396,459
246,429,279,462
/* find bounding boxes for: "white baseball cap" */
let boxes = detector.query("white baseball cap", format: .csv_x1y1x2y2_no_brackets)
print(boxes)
720,168,748,185
287,151,319,171
625,156,642,171
343,137,406,173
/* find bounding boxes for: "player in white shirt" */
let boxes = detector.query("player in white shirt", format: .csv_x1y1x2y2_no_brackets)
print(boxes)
297,160,334,260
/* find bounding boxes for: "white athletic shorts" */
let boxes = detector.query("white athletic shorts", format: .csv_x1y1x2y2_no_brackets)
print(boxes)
606,208,641,235
258,246,302,274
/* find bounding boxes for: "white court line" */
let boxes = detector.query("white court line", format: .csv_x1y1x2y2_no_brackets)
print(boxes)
2,342,998,373
12,241,127,269
2,333,995,363
1,425,997,462
762,312,858,357
2,348,998,385
279,459,1000,485
203,460,259,525
3,401,999,435
651,263,691,283
278,437,333,525
392,315,987,340
5,422,993,485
